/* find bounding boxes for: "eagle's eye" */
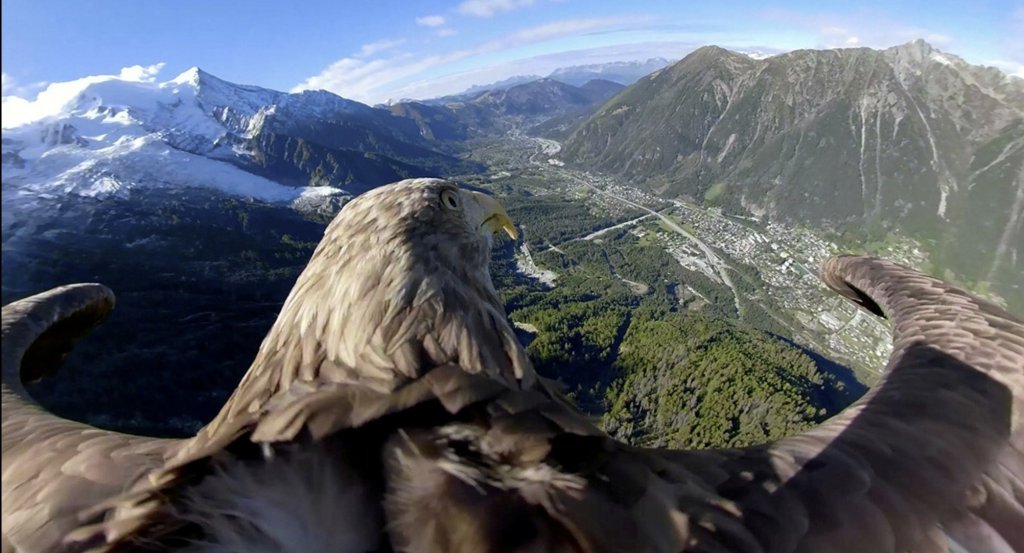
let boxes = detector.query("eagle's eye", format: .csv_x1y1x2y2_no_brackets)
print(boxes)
440,189,460,211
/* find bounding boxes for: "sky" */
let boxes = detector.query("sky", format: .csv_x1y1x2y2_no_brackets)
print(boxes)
2,0,1022,106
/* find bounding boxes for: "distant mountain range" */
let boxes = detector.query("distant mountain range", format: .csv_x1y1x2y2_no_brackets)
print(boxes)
392,78,625,138
561,40,1024,310
548,58,675,87
443,58,673,99
455,74,544,97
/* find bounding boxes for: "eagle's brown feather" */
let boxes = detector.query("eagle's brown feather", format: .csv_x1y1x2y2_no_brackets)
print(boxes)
1,284,179,552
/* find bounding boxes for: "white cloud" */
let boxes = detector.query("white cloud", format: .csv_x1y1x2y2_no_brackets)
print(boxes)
389,41,686,100
2,63,168,128
416,15,446,27
2,72,49,99
458,0,535,18
761,10,954,51
293,15,649,103
511,16,644,42
293,51,469,104
988,60,1024,78
437,28,458,37
1,95,34,128
817,24,950,50
117,62,166,82
357,38,405,57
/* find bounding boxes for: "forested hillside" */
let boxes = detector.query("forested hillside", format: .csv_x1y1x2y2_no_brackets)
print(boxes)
490,188,865,449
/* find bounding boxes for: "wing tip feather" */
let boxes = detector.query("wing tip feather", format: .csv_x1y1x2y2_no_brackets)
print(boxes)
2,283,116,395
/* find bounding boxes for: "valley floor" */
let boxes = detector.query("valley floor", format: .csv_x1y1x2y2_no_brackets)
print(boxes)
464,134,932,382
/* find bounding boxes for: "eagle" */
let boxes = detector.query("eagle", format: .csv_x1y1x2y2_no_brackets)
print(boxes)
3,178,1023,553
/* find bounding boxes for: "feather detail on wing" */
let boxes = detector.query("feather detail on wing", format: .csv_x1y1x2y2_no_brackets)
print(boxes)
61,364,513,552
648,255,1024,552
10,248,1022,553
1,284,179,553
380,256,1024,553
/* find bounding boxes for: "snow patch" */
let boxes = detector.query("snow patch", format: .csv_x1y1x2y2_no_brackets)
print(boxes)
7,132,345,203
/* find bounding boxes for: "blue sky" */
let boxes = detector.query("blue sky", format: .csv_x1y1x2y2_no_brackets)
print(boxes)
2,0,1022,104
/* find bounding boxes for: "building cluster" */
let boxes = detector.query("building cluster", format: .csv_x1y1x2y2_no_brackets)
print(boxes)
652,200,926,376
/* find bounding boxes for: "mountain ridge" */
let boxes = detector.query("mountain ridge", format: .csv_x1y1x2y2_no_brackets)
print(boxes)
563,40,1024,311
2,66,478,207
390,77,626,139
439,57,674,99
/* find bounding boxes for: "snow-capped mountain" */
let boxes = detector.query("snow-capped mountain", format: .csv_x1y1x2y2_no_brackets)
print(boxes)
2,67,487,429
2,66,473,206
3,68,308,203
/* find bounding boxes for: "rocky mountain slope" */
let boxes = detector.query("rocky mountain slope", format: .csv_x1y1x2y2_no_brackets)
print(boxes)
563,40,1024,310
470,78,624,119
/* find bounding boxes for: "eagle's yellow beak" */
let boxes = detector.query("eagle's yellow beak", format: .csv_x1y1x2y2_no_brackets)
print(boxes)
467,191,518,241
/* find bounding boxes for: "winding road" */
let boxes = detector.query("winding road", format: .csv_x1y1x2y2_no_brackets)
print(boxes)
523,136,743,313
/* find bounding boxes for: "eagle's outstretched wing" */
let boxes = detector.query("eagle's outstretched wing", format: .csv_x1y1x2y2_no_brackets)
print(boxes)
381,255,1024,553
13,257,1023,553
1,284,180,553
644,255,1024,552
